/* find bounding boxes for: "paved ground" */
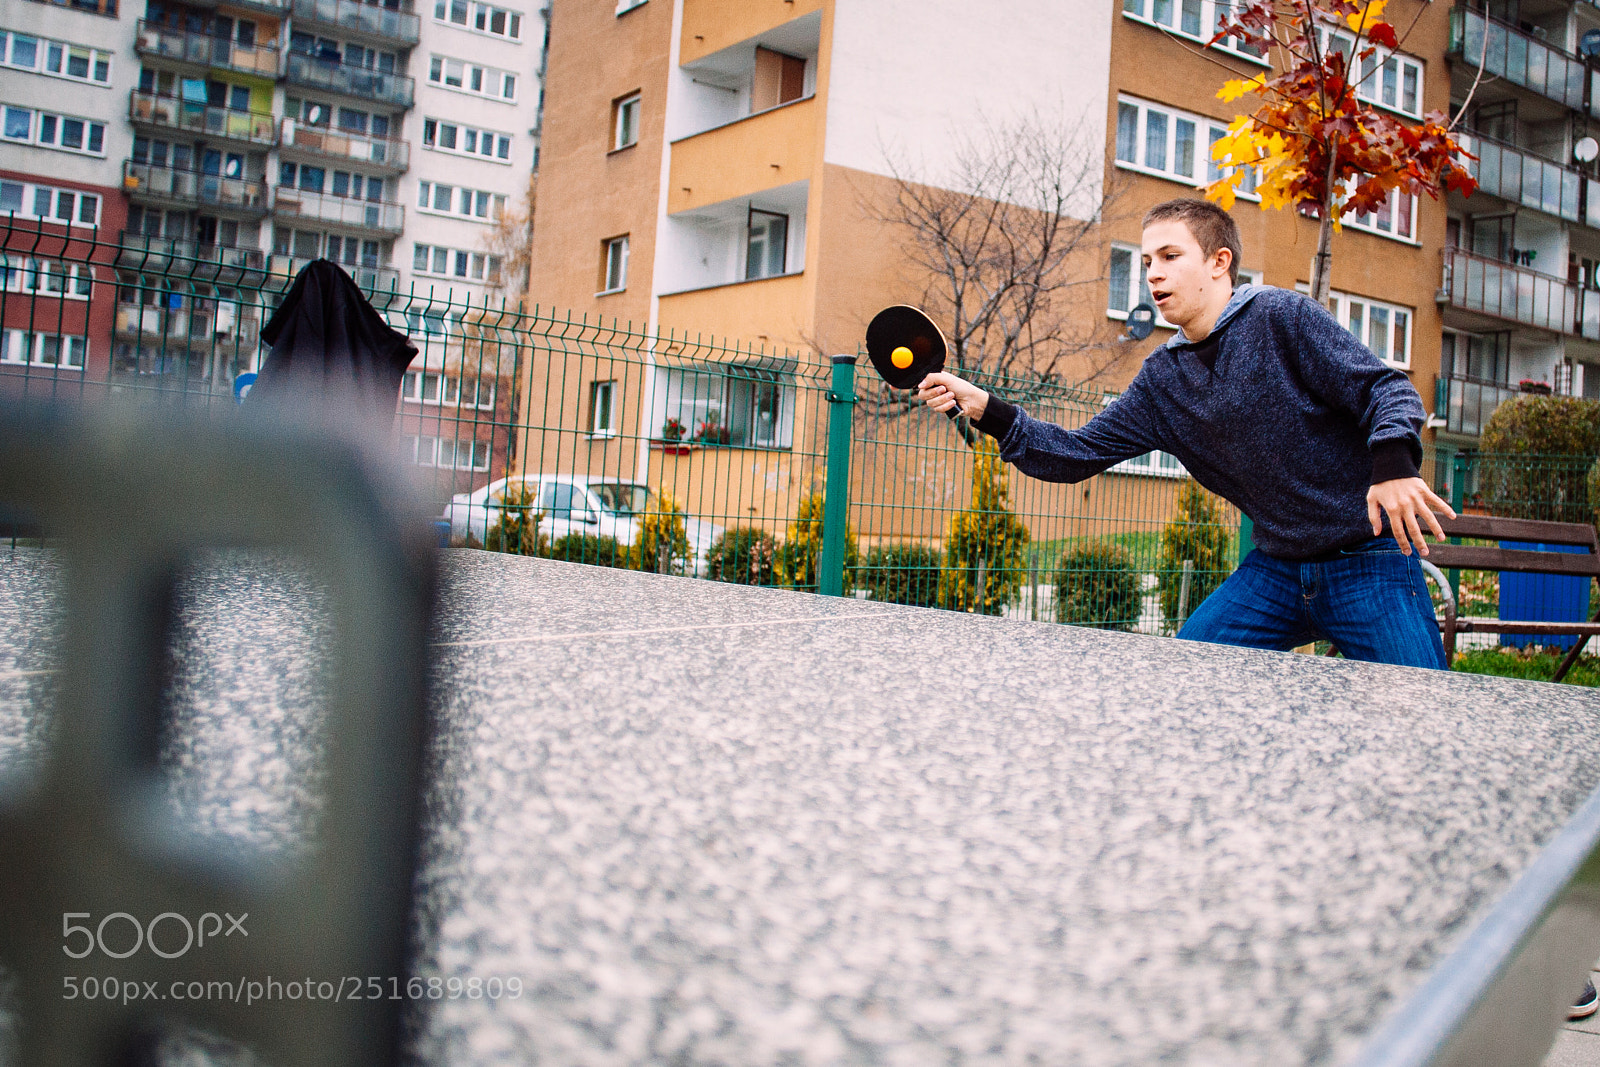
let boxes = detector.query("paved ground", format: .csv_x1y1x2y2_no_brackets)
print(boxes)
5,546,1600,1063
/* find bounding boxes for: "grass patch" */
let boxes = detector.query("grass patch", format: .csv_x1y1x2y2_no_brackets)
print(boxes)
1451,646,1600,686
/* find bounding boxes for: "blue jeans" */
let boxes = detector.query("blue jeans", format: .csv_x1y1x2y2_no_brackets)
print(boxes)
1177,538,1447,669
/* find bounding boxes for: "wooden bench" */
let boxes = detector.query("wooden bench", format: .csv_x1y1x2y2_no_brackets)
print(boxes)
1424,514,1600,682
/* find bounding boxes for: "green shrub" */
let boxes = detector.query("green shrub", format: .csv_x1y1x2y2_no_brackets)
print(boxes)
547,533,629,568
1480,396,1600,523
484,489,545,557
631,489,692,573
860,543,942,606
777,490,858,593
706,526,778,585
1156,479,1233,630
938,437,1029,614
1054,541,1142,629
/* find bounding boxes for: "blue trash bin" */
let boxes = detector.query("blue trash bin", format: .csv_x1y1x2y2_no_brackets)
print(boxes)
433,519,452,548
1499,540,1592,650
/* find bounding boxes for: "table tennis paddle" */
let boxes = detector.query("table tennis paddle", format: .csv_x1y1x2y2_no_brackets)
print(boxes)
865,305,965,425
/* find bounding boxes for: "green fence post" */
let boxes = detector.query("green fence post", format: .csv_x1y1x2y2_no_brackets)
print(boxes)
1237,514,1254,568
820,354,857,597
1449,450,1469,604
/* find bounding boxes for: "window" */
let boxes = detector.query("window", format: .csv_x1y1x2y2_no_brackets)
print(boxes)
1112,450,1188,478
0,31,112,84
1324,289,1412,369
274,229,386,267
0,256,93,298
1116,96,1256,197
1318,26,1423,119
745,209,789,280
433,0,521,39
0,104,105,156
654,365,795,449
589,379,618,435
612,93,640,151
1107,244,1155,319
410,435,490,470
0,180,99,225
0,329,87,369
1342,188,1418,243
422,117,514,162
600,235,628,293
401,369,461,405
417,181,505,221
751,46,806,112
615,0,646,14
428,55,518,101
413,244,503,283
1121,0,1265,62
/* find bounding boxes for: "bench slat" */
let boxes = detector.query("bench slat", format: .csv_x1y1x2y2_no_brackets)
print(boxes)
1443,619,1600,636
1435,514,1599,551
1427,544,1600,577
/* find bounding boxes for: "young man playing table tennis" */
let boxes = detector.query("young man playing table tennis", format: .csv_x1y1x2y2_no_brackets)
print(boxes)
916,197,1455,670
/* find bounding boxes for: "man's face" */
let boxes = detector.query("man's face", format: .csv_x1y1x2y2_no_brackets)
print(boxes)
1140,219,1231,330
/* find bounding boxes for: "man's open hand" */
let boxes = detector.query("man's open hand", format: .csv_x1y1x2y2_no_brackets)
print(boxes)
1367,477,1455,556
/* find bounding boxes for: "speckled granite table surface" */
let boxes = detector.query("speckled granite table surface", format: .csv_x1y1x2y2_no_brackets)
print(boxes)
4,546,1600,1065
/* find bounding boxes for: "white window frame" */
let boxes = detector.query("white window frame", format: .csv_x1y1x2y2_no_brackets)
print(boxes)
1115,95,1258,199
0,31,113,85
1120,0,1268,65
589,379,618,437
1111,450,1189,479
1326,289,1412,370
0,256,93,299
615,0,647,15
427,54,518,102
1318,26,1424,120
401,369,460,405
0,180,100,226
1,104,106,157
1339,186,1419,244
416,180,505,222
613,93,640,151
652,366,796,450
422,117,513,163
0,328,87,370
409,434,490,471
600,235,628,294
412,244,503,284
432,0,522,40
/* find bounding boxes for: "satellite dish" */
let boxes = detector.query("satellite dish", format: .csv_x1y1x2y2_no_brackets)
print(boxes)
1577,136,1600,163
1122,303,1157,342
1582,29,1600,58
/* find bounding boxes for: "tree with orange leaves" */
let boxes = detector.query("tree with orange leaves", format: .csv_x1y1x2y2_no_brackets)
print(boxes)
1206,1,1476,305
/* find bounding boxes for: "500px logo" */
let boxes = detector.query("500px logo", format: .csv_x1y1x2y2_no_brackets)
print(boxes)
62,912,247,960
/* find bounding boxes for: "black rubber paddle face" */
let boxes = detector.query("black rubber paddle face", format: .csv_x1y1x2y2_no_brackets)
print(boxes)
865,305,947,390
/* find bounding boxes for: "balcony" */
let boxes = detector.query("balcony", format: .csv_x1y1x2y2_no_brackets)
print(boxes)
279,120,408,171
273,187,404,233
1441,247,1600,340
269,254,399,298
168,0,286,14
668,96,817,215
290,0,418,45
116,232,266,283
1449,9,1592,117
1457,132,1586,225
1434,374,1521,438
123,161,270,215
114,303,262,353
284,53,414,107
134,20,280,77
129,92,276,148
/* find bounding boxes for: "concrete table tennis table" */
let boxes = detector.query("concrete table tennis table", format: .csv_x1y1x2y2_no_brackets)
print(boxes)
5,548,1600,1064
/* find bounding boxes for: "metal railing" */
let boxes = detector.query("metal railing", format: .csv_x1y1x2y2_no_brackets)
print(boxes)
1433,374,1522,439
279,120,409,170
289,0,420,44
122,161,270,214
129,92,277,147
1441,246,1600,340
116,231,266,273
266,254,399,296
134,20,280,77
284,53,415,107
1457,132,1585,224
1449,8,1590,116
272,187,405,232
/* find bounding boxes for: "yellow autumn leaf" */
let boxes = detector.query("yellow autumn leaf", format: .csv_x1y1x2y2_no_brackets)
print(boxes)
1205,176,1238,211
1217,75,1267,103
1347,0,1386,30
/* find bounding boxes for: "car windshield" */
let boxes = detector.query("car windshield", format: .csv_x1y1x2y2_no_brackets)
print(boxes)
590,483,651,516
490,480,538,505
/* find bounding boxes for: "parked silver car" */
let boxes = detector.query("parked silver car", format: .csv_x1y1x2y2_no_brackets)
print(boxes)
440,475,722,573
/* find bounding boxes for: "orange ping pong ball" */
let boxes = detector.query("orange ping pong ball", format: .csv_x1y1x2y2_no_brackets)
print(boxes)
891,346,914,369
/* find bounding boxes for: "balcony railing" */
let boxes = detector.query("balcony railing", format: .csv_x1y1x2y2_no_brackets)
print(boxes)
114,303,261,352
1434,375,1522,438
284,53,414,107
268,254,399,298
273,187,404,232
1449,8,1590,116
279,120,409,170
129,92,276,147
1457,132,1585,224
1441,246,1600,340
171,0,286,13
289,0,418,44
134,20,280,77
116,231,266,271
122,161,270,214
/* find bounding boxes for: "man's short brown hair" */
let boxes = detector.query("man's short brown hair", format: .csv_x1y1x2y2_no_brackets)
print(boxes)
1142,198,1241,286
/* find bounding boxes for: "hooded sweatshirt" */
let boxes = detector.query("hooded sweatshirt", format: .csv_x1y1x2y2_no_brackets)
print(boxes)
973,284,1425,560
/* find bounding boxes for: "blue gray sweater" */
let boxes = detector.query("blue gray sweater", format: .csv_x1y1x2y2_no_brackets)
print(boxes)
975,285,1425,560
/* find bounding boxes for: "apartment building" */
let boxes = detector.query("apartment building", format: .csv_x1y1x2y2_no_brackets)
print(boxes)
1,0,546,490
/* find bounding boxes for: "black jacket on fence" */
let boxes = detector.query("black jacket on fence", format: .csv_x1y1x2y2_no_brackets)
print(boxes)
249,259,416,420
